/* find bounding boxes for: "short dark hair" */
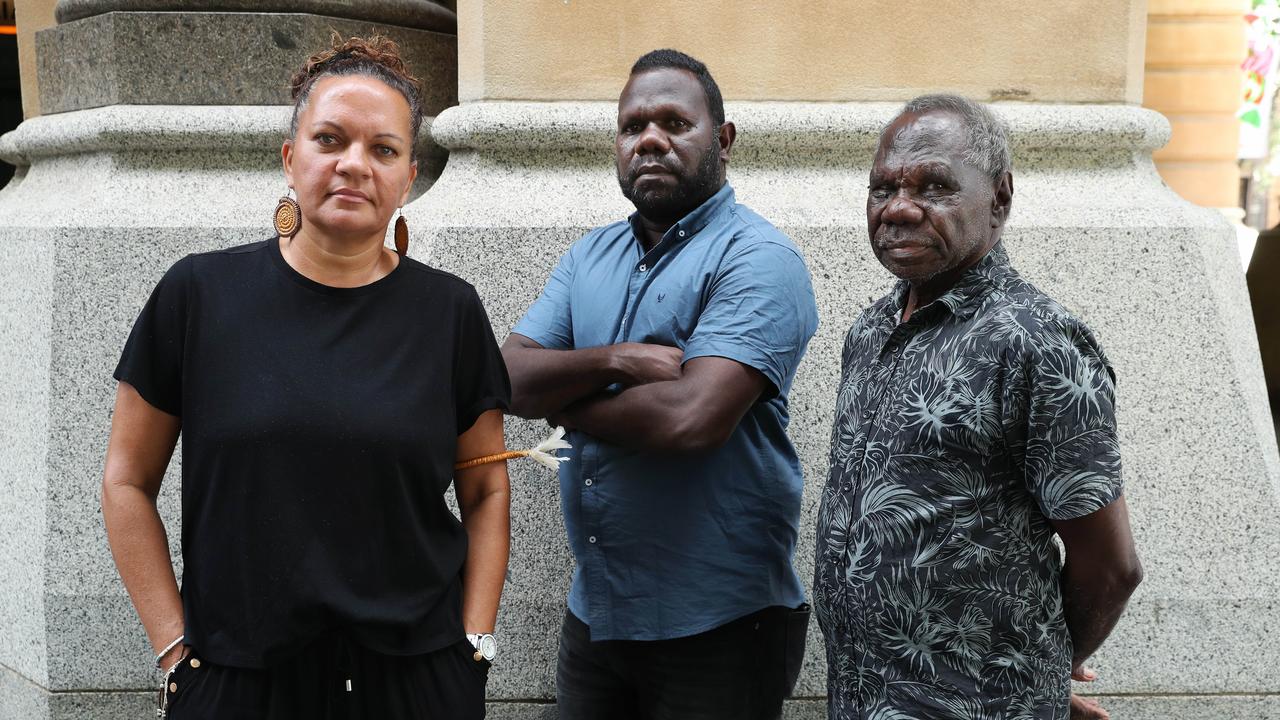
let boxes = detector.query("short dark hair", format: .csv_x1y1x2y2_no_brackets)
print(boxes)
630,49,725,127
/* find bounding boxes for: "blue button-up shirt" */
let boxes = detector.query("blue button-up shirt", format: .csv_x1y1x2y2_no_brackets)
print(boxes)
513,184,819,641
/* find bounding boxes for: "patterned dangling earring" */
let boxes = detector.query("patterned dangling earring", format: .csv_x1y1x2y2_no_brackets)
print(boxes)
274,188,301,240
394,208,409,256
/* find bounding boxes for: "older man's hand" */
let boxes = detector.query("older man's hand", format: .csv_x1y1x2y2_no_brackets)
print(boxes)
1070,693,1110,720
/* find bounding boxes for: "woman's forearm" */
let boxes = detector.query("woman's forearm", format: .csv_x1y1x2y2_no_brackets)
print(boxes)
102,382,185,665
102,481,185,659
458,481,510,633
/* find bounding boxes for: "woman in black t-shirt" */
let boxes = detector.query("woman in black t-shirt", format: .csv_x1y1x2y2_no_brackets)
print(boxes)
102,36,511,719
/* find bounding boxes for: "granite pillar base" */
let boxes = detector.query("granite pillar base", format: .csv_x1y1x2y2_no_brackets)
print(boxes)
406,101,1280,717
0,104,436,717
36,10,457,115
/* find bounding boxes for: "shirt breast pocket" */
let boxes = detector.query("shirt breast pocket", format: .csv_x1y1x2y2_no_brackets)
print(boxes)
630,286,702,347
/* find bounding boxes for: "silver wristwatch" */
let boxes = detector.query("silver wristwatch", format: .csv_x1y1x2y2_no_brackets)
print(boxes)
466,633,497,662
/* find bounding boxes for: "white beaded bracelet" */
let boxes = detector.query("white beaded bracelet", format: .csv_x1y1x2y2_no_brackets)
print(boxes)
154,635,185,669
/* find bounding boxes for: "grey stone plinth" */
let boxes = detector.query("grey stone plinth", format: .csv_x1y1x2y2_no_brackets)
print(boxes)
55,0,457,33
0,104,438,717
0,104,446,194
407,100,1280,716
2,94,1277,718
0,668,152,720
36,12,457,115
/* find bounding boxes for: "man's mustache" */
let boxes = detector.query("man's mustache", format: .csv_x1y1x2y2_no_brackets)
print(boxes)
625,157,678,178
874,228,935,250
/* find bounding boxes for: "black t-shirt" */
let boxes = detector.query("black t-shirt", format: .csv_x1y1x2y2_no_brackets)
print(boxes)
115,237,511,668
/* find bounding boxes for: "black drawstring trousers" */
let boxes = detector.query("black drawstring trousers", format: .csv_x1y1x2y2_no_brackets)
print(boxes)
161,633,490,719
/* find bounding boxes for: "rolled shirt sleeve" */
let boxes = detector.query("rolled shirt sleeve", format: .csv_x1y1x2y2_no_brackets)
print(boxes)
681,240,819,397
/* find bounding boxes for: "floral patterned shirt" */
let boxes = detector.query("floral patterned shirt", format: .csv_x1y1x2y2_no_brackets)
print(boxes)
815,244,1123,720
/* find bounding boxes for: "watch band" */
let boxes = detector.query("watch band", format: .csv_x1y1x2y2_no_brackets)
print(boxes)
466,633,497,662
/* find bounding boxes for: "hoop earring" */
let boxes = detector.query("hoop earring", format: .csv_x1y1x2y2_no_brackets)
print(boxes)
394,208,409,256
274,189,301,239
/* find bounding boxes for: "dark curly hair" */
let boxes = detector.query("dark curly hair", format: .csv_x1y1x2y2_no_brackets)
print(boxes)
289,34,424,147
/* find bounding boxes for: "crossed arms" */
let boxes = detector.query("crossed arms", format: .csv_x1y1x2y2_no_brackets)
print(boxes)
501,335,767,453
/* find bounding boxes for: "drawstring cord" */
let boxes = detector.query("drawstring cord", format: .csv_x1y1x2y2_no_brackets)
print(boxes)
337,634,354,694
454,426,571,471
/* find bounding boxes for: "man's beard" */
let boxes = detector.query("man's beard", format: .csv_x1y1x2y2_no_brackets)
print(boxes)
618,141,722,223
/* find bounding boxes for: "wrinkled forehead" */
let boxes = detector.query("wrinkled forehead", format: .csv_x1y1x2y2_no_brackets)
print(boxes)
873,111,968,170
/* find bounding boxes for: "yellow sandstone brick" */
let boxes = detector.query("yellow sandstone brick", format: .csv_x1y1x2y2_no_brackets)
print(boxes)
1154,162,1242,207
1146,17,1247,67
1144,68,1243,114
1153,115,1245,161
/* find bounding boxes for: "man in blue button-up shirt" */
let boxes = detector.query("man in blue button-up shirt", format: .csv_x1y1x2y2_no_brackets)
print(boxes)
503,50,818,720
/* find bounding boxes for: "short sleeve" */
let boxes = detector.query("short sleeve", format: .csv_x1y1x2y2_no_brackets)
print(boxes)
511,240,577,350
1022,320,1124,521
454,287,512,434
682,241,819,397
113,256,192,417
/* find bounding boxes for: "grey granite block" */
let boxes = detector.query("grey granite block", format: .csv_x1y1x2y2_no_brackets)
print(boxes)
409,100,1280,704
36,12,457,115
1084,695,1280,720
0,665,154,720
0,664,50,720
0,231,53,689
55,0,457,33
46,693,155,720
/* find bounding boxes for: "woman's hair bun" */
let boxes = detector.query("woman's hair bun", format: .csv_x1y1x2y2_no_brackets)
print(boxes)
287,33,426,145
290,34,421,102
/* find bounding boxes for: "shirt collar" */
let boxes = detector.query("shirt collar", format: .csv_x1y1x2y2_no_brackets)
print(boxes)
627,183,735,254
883,242,1013,324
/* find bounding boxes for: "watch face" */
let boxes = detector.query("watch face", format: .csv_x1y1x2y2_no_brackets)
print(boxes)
478,634,497,660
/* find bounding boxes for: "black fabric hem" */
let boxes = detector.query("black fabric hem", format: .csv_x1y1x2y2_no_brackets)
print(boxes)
113,370,181,417
457,396,509,435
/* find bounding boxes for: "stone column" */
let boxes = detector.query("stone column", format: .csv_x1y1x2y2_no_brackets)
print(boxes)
0,3,456,717
409,2,1280,718
1144,0,1248,210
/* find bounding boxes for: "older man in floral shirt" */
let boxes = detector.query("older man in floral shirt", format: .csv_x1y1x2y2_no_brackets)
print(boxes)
816,95,1143,720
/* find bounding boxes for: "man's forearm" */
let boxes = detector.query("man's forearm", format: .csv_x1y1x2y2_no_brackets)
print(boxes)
502,344,625,419
558,355,766,453
1060,558,1142,668
560,381,693,452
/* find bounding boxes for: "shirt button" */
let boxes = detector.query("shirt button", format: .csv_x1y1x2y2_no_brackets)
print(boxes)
588,535,598,544
862,409,873,419
638,264,647,272
678,230,686,237
584,478,593,486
